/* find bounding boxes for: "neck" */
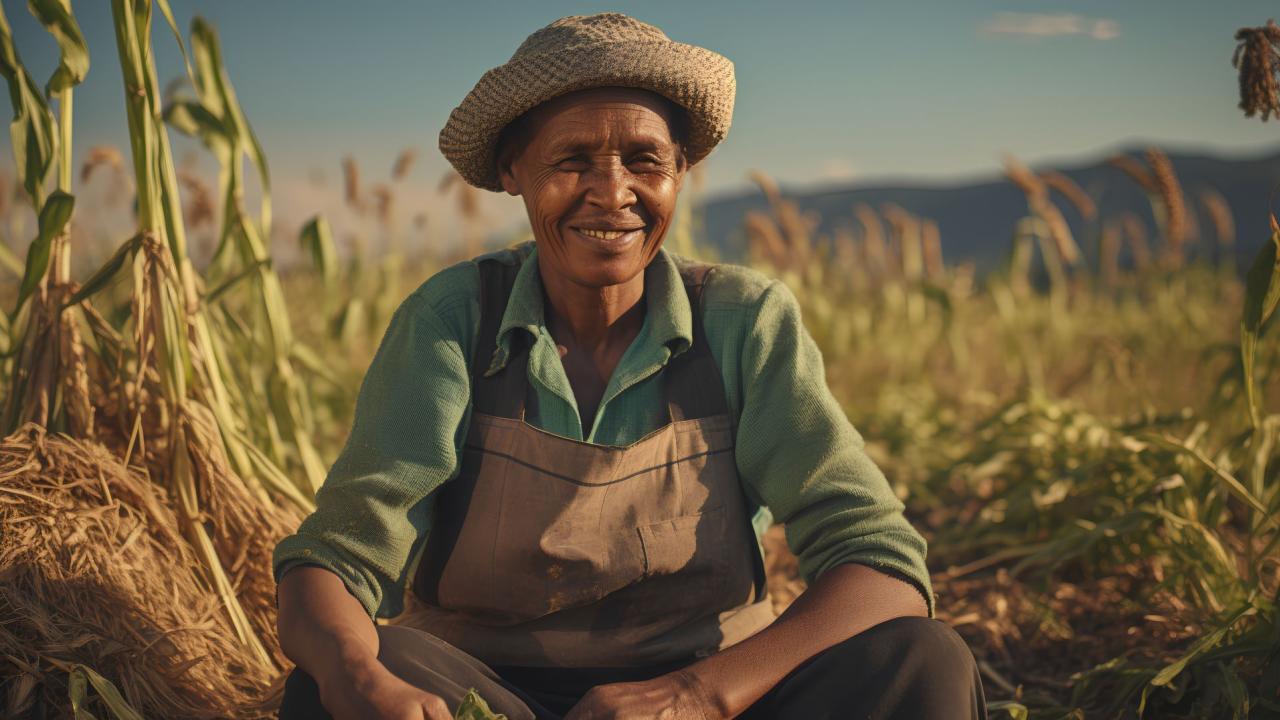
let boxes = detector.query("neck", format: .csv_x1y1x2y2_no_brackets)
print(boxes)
540,266,646,351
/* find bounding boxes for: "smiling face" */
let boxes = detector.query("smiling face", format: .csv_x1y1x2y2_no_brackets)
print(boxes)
496,87,689,291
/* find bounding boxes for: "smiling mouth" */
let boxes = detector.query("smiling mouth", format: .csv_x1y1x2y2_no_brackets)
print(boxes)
572,227,644,241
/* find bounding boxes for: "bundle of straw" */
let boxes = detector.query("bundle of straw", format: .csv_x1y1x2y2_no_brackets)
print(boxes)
0,424,284,718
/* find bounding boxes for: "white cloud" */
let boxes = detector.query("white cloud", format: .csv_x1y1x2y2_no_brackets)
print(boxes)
981,13,1120,41
819,158,858,182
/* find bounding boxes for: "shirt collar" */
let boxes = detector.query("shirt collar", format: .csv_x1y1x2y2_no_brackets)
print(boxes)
485,244,694,377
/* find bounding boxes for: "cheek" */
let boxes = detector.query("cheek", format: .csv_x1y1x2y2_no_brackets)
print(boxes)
641,177,681,233
526,172,574,239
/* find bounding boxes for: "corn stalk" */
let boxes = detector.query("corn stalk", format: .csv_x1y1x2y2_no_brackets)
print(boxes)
164,17,326,495
0,0,89,436
109,0,272,667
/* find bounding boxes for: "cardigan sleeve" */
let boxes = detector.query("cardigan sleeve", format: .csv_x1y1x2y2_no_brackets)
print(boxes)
722,278,934,615
271,288,474,619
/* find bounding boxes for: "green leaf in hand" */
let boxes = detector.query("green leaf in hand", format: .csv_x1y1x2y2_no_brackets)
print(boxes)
455,688,507,720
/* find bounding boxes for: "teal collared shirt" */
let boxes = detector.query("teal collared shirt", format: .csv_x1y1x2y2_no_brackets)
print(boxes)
273,243,933,618
482,241,694,442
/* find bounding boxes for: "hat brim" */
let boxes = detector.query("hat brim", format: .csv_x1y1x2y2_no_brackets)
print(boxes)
439,40,735,191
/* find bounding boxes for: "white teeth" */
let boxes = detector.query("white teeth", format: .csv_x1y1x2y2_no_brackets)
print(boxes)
577,228,633,240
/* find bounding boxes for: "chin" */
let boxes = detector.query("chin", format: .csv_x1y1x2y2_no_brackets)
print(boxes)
559,243,659,289
574,259,644,289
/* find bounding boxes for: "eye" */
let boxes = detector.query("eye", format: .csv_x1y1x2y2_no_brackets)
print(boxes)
555,155,589,170
630,154,663,167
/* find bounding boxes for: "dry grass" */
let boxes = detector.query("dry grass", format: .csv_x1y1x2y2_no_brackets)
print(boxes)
0,424,283,718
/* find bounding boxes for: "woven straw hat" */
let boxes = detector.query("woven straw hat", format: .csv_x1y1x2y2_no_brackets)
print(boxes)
439,12,736,191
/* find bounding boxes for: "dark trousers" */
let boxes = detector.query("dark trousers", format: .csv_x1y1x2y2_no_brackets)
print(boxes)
279,616,987,719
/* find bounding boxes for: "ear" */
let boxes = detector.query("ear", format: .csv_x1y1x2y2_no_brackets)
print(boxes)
673,149,689,192
497,152,521,196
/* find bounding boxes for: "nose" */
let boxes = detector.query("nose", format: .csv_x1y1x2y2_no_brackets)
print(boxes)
583,158,636,212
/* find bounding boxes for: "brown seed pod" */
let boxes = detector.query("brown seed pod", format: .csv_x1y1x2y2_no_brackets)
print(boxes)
1039,171,1097,220
1199,189,1235,246
341,156,362,212
391,148,418,181
1144,148,1187,258
1107,154,1158,194
1233,19,1280,120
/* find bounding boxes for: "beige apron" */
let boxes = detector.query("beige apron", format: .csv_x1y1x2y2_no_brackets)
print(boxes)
397,252,775,668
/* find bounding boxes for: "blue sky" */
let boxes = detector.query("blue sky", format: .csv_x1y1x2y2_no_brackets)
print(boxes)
3,0,1278,235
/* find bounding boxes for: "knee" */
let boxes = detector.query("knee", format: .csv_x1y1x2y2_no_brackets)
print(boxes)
279,667,329,720
879,616,976,666
866,617,982,701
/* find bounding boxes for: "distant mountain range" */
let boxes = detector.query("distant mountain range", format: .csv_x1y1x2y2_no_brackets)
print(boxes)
697,145,1280,275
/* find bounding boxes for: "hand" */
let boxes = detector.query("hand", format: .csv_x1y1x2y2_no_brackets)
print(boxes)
563,669,721,720
317,656,452,720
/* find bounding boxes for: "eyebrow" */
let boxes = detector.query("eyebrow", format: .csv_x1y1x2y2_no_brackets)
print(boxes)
546,132,673,156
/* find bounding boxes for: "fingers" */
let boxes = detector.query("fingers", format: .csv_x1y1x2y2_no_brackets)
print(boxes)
419,692,452,720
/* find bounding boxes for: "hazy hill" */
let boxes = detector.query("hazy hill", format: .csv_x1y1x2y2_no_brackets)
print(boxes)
698,145,1280,274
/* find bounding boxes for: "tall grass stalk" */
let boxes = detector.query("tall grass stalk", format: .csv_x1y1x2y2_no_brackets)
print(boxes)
109,0,273,666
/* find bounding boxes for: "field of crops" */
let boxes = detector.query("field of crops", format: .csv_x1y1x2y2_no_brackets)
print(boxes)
1,3,1278,719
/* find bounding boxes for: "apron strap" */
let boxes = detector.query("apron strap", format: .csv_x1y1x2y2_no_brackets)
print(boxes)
472,255,532,420
664,262,733,425
668,262,764,602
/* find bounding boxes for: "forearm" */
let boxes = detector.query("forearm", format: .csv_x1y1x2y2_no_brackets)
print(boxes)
276,565,384,688
681,562,929,718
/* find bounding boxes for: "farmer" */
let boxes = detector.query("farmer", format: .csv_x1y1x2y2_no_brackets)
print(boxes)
273,12,985,720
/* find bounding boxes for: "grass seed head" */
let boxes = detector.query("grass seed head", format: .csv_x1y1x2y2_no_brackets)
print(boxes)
1233,19,1280,120
1003,156,1046,203
1144,147,1188,256
1199,189,1235,246
1121,212,1152,271
342,156,362,212
1039,171,1097,220
1101,219,1121,285
854,204,889,275
176,170,216,230
80,146,126,184
922,219,945,279
1108,154,1158,194
391,148,418,181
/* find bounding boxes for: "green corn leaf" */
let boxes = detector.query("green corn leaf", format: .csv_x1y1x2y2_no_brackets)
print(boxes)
154,0,194,82
68,665,144,720
1241,217,1280,428
290,341,343,386
299,215,338,287
14,189,74,313
163,97,230,146
63,233,141,309
205,257,270,305
66,665,95,720
455,688,507,720
0,240,20,276
27,0,90,94
0,3,57,203
190,16,271,233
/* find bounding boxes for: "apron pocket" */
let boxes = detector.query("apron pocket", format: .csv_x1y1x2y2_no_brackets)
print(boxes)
637,506,730,589
477,522,649,623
